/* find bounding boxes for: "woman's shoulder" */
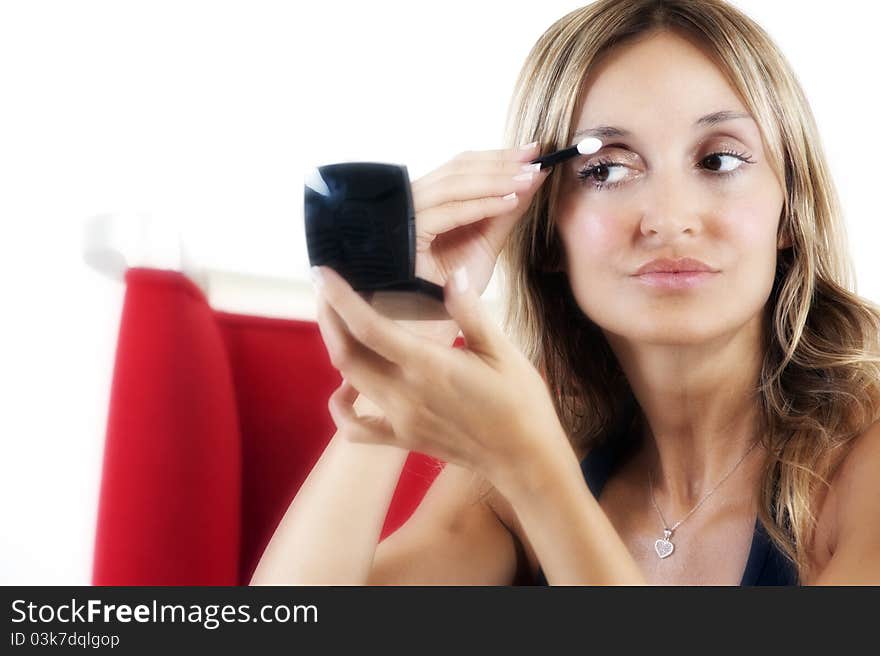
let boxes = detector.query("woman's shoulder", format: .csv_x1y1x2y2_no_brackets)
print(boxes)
481,442,598,584
802,418,880,582
821,420,880,550
482,476,542,583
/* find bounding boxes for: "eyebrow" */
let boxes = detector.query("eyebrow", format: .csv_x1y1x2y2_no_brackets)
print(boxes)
572,110,753,142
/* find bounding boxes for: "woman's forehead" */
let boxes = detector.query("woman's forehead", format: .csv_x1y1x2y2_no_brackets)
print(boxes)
576,32,748,132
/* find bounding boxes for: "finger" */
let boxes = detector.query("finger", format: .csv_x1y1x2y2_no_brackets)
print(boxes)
341,414,397,446
327,379,357,425
327,379,371,421
443,266,512,362
413,170,543,216
336,378,359,405
416,194,520,238
312,265,423,367
411,143,542,199
315,294,400,407
328,382,397,445
413,159,538,202
454,143,540,162
415,171,550,253
416,178,544,236
328,377,360,413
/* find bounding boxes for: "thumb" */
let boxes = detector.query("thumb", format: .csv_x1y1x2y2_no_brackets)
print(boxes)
444,266,506,359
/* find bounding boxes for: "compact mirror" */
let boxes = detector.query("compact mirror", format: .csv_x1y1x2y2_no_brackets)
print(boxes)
304,162,449,320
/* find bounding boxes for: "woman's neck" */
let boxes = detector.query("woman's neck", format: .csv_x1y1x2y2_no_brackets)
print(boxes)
605,313,767,513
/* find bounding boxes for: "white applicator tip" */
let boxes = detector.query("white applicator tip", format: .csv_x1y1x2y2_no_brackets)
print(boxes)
576,137,603,155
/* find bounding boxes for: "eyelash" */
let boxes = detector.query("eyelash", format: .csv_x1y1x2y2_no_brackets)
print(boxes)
576,149,756,191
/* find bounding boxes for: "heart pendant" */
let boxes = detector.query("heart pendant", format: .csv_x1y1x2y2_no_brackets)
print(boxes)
654,538,674,559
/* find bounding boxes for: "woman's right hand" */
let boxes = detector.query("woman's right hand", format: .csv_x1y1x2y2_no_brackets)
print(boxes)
409,142,550,299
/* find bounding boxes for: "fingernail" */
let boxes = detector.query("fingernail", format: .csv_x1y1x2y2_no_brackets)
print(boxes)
454,266,469,294
519,141,538,151
520,163,541,173
512,171,534,182
501,191,517,201
310,266,325,291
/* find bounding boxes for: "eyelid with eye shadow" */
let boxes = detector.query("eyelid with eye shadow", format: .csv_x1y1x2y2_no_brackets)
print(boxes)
575,148,756,191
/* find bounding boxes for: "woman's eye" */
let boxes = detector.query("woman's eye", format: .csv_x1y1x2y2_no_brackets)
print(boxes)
576,160,628,190
576,150,755,191
699,151,753,173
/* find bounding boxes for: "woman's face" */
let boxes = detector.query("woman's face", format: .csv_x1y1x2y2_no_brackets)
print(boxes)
556,30,786,346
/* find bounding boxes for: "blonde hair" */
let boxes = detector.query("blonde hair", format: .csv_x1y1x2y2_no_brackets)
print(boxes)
496,0,880,582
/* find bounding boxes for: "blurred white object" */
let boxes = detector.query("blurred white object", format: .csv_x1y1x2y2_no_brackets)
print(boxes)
82,212,315,320
83,212,205,288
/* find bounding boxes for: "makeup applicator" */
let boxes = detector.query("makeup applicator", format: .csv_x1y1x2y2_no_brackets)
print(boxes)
528,136,604,170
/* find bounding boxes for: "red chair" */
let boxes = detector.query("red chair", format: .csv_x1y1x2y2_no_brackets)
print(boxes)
92,266,458,585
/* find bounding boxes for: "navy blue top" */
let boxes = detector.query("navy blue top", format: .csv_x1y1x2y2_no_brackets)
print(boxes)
532,426,799,586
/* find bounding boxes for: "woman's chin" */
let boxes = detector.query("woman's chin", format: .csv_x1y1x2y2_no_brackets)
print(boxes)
602,315,728,347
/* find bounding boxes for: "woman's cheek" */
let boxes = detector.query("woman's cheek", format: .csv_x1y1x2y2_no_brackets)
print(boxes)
719,206,780,305
561,207,624,270
560,208,627,315
576,209,621,247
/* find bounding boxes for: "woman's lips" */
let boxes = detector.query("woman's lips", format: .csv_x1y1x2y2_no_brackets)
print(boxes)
632,271,718,290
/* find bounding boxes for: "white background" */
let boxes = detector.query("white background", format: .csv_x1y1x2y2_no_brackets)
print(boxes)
0,0,877,584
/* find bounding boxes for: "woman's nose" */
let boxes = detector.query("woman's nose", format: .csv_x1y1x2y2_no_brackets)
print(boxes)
637,175,703,240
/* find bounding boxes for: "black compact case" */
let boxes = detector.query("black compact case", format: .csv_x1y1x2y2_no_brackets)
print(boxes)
304,162,449,320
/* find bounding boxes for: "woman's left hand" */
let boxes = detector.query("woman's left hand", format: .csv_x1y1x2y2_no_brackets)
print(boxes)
311,264,570,493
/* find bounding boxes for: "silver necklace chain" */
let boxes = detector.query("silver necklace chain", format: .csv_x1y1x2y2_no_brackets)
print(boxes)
648,438,760,559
